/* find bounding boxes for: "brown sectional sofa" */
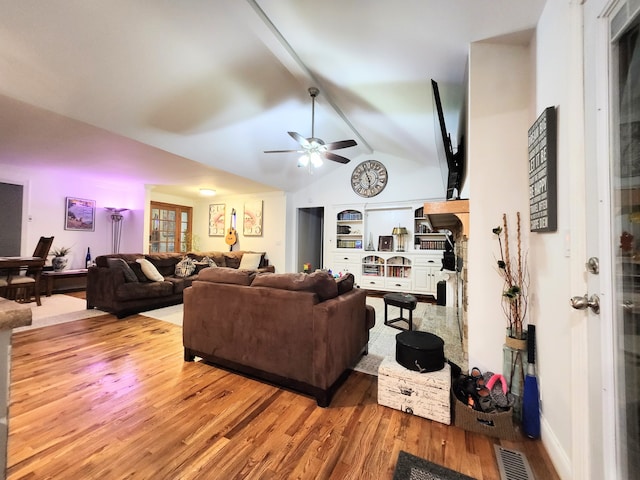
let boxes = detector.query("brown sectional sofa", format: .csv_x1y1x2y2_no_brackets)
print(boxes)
183,269,375,407
86,251,273,318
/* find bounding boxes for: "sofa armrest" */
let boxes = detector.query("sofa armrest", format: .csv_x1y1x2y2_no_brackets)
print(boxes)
311,288,371,389
86,266,126,308
365,304,376,330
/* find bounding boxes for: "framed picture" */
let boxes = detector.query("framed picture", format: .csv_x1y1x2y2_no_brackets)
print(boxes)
208,204,225,236
244,200,263,236
65,197,95,231
378,235,393,252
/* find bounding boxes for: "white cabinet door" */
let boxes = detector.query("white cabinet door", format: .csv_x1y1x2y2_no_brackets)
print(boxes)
413,256,440,294
332,254,361,284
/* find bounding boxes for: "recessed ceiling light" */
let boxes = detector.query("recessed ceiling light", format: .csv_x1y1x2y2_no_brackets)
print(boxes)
199,188,216,196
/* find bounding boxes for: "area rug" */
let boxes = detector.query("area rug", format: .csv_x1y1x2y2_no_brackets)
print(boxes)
353,297,466,376
13,294,107,332
139,303,183,326
393,451,476,480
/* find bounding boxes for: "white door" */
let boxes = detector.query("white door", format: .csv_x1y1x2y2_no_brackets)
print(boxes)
583,1,640,478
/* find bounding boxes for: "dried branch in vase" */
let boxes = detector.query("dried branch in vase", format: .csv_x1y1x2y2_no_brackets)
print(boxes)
493,212,529,340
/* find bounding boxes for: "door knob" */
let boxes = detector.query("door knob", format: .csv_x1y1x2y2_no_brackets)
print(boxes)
585,257,599,274
570,294,600,314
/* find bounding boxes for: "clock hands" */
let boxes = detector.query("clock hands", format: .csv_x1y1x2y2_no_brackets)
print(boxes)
351,160,388,198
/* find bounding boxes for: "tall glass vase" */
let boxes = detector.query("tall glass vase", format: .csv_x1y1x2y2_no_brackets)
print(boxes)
503,342,528,422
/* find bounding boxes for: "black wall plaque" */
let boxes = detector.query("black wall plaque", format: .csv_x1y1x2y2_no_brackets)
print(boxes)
528,106,557,232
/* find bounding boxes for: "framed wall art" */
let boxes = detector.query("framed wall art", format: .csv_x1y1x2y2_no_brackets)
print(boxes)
208,203,225,236
528,106,557,232
378,235,393,252
243,200,263,236
65,197,95,231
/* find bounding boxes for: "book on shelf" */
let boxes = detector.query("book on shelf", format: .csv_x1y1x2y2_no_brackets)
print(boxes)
419,239,446,250
338,211,362,221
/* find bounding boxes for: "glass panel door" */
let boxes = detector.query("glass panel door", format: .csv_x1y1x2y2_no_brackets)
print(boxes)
149,202,192,253
613,14,640,477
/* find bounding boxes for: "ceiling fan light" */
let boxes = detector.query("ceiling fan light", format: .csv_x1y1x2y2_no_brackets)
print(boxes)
298,154,310,168
310,152,323,168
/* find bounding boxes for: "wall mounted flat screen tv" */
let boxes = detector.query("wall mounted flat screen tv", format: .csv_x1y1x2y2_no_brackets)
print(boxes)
431,79,465,200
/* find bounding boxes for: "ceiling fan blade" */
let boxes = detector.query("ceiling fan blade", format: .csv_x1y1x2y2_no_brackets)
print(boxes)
264,149,302,154
325,139,357,151
288,131,310,147
325,152,351,164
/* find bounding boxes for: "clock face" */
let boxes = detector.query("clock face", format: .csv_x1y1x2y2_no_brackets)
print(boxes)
351,160,388,198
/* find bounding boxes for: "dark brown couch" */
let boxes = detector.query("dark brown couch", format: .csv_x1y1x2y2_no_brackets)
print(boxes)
183,269,375,407
86,251,273,318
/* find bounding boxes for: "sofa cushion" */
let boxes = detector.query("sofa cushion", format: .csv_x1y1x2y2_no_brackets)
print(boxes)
146,254,181,277
163,276,196,293
188,252,226,267
238,253,262,270
175,257,196,278
129,262,150,282
95,254,143,268
251,271,339,301
115,281,174,301
106,258,139,283
136,258,164,282
336,273,355,294
198,267,256,286
223,251,243,269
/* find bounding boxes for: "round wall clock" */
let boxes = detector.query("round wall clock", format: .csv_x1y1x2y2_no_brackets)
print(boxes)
351,160,388,198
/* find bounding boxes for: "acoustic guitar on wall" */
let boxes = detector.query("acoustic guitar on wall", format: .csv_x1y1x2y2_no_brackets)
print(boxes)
225,208,237,249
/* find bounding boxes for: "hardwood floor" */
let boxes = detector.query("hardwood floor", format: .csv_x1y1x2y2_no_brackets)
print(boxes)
7,307,559,479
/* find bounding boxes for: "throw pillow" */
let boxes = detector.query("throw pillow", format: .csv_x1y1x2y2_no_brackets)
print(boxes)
238,253,262,270
136,258,164,282
129,262,149,282
106,258,139,283
175,257,196,277
200,256,218,267
336,273,355,294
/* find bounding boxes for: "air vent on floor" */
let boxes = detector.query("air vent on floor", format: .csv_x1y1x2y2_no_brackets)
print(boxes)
494,445,535,480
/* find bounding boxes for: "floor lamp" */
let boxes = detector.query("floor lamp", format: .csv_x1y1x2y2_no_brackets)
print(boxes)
105,208,129,253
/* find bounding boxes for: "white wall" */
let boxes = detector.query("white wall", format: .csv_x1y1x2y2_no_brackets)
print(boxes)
0,165,285,272
466,41,533,373
531,1,576,477
467,2,578,477
1,163,145,267
190,191,287,272
287,152,449,272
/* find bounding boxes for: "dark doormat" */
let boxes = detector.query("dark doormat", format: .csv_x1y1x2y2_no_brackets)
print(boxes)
393,451,477,480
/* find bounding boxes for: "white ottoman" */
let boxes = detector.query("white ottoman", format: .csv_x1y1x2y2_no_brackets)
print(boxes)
377,356,451,425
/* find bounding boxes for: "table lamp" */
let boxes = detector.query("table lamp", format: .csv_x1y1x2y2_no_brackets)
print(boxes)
392,226,408,252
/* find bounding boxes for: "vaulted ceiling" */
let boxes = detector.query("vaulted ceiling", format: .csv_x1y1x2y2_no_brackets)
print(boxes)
0,0,546,198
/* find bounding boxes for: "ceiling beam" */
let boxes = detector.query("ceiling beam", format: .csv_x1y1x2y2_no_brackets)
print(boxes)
236,0,373,154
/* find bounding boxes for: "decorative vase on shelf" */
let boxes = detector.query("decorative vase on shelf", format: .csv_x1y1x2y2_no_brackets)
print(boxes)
52,256,68,272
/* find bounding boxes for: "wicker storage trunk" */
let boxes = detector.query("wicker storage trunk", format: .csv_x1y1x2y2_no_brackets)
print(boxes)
377,356,451,425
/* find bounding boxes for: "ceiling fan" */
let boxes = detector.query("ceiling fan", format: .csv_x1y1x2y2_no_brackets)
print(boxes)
264,87,357,172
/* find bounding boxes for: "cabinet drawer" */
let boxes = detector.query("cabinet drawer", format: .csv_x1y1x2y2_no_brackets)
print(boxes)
413,256,441,267
333,254,360,264
385,278,412,290
360,276,385,288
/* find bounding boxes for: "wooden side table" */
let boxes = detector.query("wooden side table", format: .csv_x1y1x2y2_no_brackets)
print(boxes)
41,269,88,296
